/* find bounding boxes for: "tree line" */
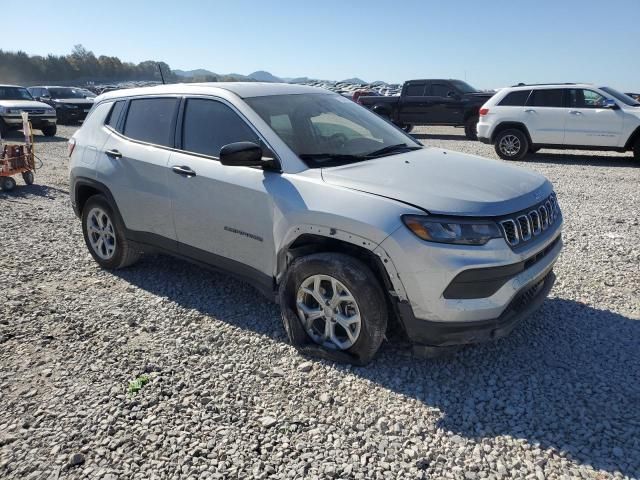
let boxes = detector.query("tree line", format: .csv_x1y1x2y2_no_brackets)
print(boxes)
0,45,178,85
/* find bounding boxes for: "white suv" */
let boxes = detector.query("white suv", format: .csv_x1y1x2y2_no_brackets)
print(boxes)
69,83,562,364
477,84,640,161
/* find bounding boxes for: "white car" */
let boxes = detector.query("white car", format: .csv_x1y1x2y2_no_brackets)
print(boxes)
69,83,562,364
477,83,640,161
0,85,57,137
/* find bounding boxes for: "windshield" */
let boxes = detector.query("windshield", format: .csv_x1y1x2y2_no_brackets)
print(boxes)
48,87,91,99
0,86,33,101
450,80,478,94
245,93,421,167
600,87,640,106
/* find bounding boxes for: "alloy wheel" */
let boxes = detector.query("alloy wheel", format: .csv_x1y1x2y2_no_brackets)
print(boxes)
296,274,362,350
499,134,521,156
86,207,117,260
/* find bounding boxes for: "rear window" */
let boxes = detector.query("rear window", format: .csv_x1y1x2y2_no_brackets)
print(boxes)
181,98,258,157
405,83,426,96
105,101,125,130
123,98,178,147
528,89,565,107
499,90,531,106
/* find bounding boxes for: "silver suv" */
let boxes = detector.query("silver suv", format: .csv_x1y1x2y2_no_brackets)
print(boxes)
69,83,562,363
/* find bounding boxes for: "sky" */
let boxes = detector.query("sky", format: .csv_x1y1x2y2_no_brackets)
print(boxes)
1,0,639,91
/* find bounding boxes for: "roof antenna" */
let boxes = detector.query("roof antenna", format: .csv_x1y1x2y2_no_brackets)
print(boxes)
157,63,166,84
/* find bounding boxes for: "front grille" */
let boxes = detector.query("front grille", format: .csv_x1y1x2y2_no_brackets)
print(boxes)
22,109,45,115
500,193,560,247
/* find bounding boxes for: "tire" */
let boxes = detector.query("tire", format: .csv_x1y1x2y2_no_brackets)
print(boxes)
401,124,414,133
494,128,529,160
634,138,640,162
1,176,16,191
0,120,8,138
41,125,57,137
464,116,479,140
22,171,34,185
81,194,140,269
281,252,387,364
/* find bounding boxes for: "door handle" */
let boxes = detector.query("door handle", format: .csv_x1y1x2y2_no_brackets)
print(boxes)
569,110,583,115
105,149,122,159
524,109,536,113
171,165,197,177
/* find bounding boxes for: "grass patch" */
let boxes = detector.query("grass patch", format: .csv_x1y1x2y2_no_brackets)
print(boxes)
127,374,150,396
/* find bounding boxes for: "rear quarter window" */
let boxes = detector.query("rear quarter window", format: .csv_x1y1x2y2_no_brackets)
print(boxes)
123,98,178,147
498,90,531,106
105,100,126,130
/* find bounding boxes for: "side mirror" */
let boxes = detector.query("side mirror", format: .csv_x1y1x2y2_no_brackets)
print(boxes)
447,91,459,99
219,141,264,167
604,99,618,109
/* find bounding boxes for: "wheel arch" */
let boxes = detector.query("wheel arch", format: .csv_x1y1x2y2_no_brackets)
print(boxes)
73,177,123,221
624,126,640,150
491,121,533,145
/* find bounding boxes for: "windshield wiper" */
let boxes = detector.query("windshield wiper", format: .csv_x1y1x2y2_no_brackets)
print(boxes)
299,153,366,164
365,143,422,158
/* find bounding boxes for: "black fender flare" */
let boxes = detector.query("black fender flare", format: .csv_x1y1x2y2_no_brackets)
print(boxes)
491,122,533,145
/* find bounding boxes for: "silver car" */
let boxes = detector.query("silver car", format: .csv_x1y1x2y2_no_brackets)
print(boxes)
69,83,562,364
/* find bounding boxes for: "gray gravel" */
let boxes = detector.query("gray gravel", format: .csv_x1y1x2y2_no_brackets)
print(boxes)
1,125,639,480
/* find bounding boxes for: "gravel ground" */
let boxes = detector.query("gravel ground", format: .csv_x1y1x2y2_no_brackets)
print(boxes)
1,125,639,480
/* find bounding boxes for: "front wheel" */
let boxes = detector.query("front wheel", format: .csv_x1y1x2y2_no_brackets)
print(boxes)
1,176,16,191
464,116,479,140
401,124,414,133
81,195,140,269
41,125,57,137
633,138,640,162
494,129,529,160
281,253,387,364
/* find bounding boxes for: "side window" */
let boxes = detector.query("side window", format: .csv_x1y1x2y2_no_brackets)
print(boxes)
105,100,125,130
123,98,178,147
499,90,531,106
581,90,607,108
182,98,258,157
405,83,426,96
430,83,451,97
528,89,565,107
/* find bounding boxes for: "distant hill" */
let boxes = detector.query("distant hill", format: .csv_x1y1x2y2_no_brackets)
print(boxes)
173,68,217,77
248,71,283,82
340,77,367,84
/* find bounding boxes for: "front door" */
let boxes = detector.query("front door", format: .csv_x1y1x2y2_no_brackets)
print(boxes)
167,97,276,282
564,89,624,147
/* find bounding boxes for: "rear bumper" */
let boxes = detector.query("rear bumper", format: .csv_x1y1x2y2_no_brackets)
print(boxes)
398,270,556,347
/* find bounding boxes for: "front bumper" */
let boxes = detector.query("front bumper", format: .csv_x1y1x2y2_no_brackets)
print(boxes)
57,107,90,121
379,217,562,345
2,115,57,127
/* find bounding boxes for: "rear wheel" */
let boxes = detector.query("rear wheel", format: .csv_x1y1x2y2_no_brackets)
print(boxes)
633,138,640,162
81,195,140,269
282,253,387,364
464,116,479,140
41,125,57,137
0,120,8,138
22,171,34,185
1,176,16,191
401,124,414,133
494,129,529,160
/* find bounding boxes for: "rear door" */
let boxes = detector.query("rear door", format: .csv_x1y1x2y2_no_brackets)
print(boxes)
167,97,276,281
98,97,178,242
397,81,429,124
524,89,567,145
564,89,624,147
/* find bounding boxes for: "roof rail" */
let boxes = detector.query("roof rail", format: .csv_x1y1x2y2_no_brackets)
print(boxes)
510,82,582,87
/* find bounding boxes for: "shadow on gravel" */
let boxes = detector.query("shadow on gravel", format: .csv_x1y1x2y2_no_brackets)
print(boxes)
412,132,468,141
114,256,639,477
0,184,68,199
524,152,637,168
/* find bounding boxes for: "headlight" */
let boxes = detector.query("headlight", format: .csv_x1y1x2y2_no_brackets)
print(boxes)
402,215,502,245
46,108,56,113
0,107,20,114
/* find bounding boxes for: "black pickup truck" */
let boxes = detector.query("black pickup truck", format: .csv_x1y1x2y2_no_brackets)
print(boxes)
358,79,494,139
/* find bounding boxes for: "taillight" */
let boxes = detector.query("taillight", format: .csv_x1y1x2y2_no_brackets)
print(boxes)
479,108,489,116
68,138,76,157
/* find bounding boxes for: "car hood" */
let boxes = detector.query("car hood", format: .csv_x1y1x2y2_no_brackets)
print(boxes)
0,100,52,109
320,148,552,216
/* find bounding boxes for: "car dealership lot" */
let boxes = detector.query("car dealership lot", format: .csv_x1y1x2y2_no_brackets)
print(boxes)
1,126,638,479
